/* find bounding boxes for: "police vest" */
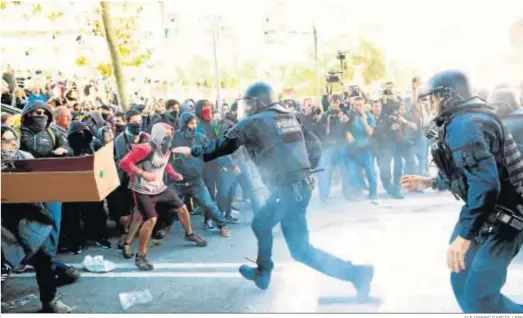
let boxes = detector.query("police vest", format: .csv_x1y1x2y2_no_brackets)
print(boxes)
247,106,311,186
432,104,523,214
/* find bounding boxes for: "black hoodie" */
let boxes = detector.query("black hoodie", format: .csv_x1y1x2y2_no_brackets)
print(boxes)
170,112,209,182
19,100,65,158
67,120,97,156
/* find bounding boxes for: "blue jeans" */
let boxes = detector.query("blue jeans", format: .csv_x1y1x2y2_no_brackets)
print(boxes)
449,225,523,313
318,147,351,200
252,180,359,281
43,202,62,257
171,179,227,227
217,169,238,215
347,150,378,196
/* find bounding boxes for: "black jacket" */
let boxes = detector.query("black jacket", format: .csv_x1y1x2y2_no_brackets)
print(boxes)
170,112,208,182
19,100,65,158
67,120,97,156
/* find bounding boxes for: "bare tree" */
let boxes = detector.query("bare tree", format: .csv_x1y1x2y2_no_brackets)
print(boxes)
100,1,128,111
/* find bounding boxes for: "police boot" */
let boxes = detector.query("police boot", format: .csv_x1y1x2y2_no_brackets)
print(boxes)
351,265,374,302
239,265,272,290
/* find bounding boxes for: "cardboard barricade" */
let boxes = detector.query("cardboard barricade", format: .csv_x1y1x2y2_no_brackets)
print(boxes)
1,141,120,203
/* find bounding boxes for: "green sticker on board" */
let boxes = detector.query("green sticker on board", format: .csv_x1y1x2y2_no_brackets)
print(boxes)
99,170,104,178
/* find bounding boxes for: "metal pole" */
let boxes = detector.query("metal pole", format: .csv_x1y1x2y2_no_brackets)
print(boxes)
313,24,321,108
212,16,222,114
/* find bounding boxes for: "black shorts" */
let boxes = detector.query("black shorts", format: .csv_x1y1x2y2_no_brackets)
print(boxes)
133,189,184,220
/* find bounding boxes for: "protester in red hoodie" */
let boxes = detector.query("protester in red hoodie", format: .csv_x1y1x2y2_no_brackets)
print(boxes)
119,123,207,270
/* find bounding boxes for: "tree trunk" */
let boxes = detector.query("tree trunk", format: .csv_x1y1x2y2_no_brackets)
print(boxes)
100,1,128,111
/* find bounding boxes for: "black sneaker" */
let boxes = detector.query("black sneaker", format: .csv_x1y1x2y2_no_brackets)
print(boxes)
1,264,11,283
95,239,112,249
70,246,82,255
56,266,81,287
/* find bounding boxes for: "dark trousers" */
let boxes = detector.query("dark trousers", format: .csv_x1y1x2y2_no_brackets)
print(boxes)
252,180,358,282
376,148,402,191
107,185,133,233
171,179,227,227
61,202,108,249
450,225,523,313
203,163,219,200
32,247,57,303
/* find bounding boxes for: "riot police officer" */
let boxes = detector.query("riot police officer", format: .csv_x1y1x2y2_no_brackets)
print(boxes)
488,88,523,153
173,82,374,299
401,70,523,313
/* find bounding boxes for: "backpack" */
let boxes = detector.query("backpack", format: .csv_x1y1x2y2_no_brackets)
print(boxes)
14,124,57,149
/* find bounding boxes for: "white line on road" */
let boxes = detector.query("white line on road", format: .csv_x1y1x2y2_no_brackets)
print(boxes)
12,272,244,278
62,262,293,269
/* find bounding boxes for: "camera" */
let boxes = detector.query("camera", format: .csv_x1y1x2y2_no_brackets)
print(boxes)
383,89,393,96
336,51,346,61
326,70,341,83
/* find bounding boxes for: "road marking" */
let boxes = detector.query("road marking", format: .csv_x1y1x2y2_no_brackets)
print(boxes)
63,262,293,269
12,272,245,278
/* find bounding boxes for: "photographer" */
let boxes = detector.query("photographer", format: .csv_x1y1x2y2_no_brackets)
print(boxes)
371,100,404,199
297,98,324,140
345,97,378,200
317,94,352,204
392,101,419,186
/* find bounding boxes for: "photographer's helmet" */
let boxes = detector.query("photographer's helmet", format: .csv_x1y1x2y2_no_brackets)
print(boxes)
237,82,279,119
418,70,472,128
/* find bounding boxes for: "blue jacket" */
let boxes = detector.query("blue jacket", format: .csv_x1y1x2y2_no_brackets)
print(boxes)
439,98,523,239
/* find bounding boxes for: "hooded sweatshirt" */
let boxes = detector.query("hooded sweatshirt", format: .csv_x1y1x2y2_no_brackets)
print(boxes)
195,100,234,169
170,112,208,182
19,100,65,158
67,120,97,156
119,123,182,195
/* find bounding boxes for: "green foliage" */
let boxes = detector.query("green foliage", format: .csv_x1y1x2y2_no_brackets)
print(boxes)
32,3,42,14
47,11,64,21
75,56,88,67
349,38,386,84
0,2,7,10
96,63,113,78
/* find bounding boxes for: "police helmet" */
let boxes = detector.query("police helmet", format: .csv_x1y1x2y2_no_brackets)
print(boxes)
488,88,520,117
417,70,473,127
238,82,279,118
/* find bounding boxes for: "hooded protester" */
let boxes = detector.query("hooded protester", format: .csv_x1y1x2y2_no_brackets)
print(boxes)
60,121,110,253
82,110,108,139
18,100,68,158
16,100,80,284
95,125,114,150
1,125,74,313
180,99,196,115
112,110,150,248
169,112,233,237
149,99,179,132
195,99,239,227
119,122,207,270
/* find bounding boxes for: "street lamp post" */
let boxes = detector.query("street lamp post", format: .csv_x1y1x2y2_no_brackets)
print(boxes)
212,15,222,114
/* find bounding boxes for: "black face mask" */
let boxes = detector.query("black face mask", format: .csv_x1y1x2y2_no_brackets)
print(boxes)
69,131,91,149
115,123,126,134
169,110,179,118
183,127,195,139
160,136,173,154
127,123,142,136
25,115,48,131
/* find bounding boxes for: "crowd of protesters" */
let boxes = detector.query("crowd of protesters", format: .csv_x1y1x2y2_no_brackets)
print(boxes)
2,65,522,312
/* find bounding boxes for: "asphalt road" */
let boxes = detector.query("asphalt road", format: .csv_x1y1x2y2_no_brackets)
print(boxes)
3,188,523,313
